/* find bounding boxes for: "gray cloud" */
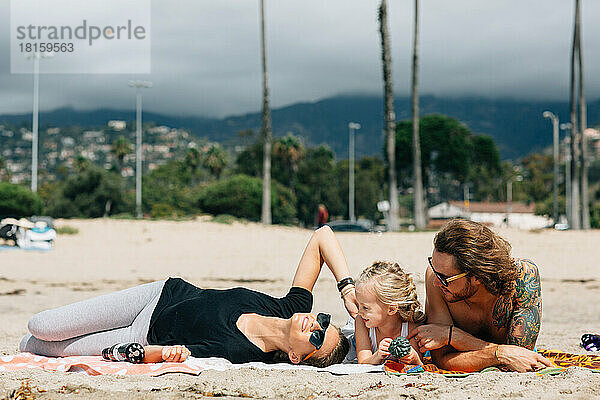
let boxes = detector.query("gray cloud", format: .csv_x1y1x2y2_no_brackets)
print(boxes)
0,0,598,118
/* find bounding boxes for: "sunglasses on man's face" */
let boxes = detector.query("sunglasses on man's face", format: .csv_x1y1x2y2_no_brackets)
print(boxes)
428,257,468,287
303,313,331,361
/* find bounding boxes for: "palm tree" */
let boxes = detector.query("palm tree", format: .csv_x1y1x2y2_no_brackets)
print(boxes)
273,134,305,192
378,0,400,232
184,147,201,183
576,0,590,229
569,0,581,229
260,0,272,225
203,144,229,180
411,0,426,229
111,135,132,172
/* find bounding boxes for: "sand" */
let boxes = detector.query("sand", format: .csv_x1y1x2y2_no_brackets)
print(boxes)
0,218,599,399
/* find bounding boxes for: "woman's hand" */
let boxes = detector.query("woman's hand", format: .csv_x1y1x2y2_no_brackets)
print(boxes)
342,287,359,318
161,345,191,362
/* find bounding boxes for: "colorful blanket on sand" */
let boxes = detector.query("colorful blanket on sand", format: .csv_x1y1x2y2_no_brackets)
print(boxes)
0,353,203,376
384,349,600,377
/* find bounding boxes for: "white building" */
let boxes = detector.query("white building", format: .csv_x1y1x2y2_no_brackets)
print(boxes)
108,120,126,131
429,201,552,230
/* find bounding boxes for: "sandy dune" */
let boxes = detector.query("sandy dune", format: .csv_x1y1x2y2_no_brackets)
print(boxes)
0,219,599,399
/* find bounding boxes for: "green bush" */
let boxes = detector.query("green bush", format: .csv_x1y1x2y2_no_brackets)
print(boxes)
198,174,297,224
0,182,44,218
142,160,201,216
211,214,244,224
45,167,130,218
150,203,179,219
591,202,600,229
56,226,79,235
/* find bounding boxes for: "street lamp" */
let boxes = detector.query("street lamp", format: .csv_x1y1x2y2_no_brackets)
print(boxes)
348,122,360,222
543,111,559,226
28,52,53,193
128,80,152,219
561,122,572,226
506,173,523,228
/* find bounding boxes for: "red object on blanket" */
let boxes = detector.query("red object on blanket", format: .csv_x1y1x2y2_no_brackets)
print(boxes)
0,353,203,376
384,349,600,376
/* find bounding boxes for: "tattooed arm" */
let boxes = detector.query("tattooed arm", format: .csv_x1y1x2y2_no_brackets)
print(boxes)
506,259,542,350
413,259,550,372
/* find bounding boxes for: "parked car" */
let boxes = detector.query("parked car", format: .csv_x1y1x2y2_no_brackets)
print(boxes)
327,220,372,233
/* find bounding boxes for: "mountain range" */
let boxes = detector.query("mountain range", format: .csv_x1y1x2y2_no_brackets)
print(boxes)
1,95,598,160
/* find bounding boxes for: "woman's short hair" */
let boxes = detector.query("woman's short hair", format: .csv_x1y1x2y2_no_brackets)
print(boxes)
356,261,426,323
434,218,518,296
272,325,349,368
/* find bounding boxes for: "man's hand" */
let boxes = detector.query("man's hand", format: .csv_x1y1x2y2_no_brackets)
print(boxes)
161,345,191,362
496,345,553,372
342,287,359,318
408,324,451,353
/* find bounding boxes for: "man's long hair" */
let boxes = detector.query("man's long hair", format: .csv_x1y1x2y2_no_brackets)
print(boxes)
434,219,518,297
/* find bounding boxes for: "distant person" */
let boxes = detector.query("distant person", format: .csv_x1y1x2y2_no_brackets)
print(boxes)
20,226,358,367
409,219,552,372
317,204,329,228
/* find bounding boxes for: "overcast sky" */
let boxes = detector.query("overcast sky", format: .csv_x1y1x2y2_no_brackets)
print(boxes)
1,0,599,118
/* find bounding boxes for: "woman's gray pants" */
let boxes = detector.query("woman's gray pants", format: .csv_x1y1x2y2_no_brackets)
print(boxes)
19,280,166,357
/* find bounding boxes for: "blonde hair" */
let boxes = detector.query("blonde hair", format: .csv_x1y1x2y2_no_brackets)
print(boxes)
357,261,426,323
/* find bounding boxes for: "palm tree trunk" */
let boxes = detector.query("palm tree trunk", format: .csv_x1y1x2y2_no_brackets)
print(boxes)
411,0,426,229
260,0,272,225
569,0,581,229
577,0,590,229
378,0,400,232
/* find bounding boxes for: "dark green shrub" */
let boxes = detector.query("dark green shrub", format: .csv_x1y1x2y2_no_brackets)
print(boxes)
198,174,296,224
0,182,44,218
46,167,129,218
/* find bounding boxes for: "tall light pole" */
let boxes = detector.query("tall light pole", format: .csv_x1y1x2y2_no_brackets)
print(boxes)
561,123,572,226
543,111,559,226
128,80,152,219
348,122,361,222
28,52,53,193
506,174,523,228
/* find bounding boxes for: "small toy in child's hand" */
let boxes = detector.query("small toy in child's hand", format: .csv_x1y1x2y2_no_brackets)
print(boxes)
388,336,412,359
581,334,600,351
102,343,145,363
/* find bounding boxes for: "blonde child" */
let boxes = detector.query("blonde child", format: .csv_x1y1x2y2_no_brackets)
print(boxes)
343,261,425,365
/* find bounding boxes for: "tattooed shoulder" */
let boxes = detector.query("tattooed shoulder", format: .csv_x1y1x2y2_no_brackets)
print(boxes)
512,258,541,309
507,259,542,350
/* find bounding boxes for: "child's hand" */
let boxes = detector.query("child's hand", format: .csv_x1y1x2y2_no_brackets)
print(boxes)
396,346,422,366
376,338,392,360
161,345,191,362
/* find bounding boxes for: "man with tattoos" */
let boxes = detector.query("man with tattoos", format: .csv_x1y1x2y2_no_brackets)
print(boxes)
409,219,553,372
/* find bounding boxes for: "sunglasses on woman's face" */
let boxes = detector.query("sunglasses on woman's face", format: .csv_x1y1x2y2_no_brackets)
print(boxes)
428,257,468,287
303,313,331,361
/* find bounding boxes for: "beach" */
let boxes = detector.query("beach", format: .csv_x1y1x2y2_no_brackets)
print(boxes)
1,218,599,399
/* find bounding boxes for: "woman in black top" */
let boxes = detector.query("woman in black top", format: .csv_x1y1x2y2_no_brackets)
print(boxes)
20,226,359,367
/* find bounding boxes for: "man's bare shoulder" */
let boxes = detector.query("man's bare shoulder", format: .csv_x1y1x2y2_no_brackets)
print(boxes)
512,258,542,309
